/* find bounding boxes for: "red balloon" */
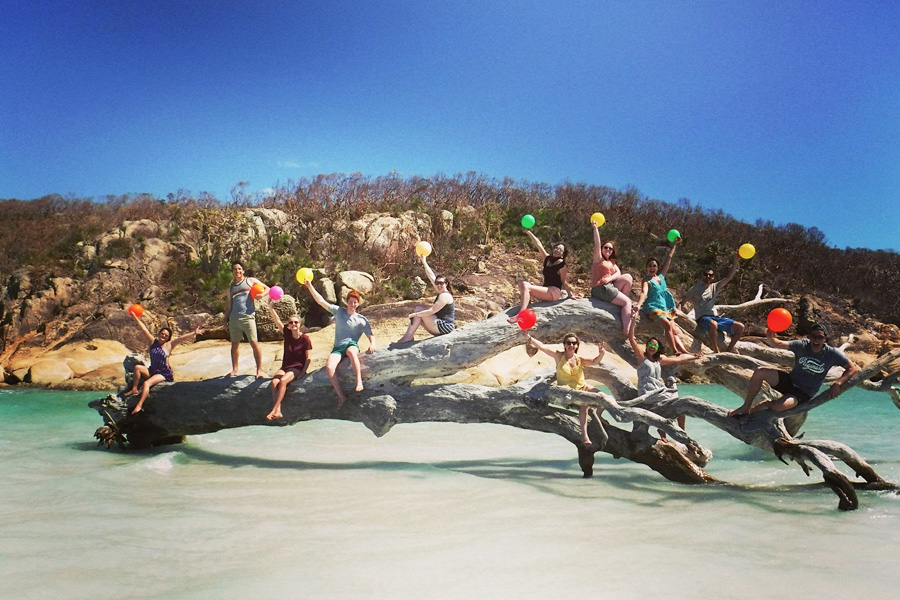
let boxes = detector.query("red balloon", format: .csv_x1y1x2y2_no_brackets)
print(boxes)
767,308,792,333
127,304,143,318
517,308,537,330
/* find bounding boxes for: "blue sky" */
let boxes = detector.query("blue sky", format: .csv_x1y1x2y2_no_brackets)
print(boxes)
2,1,898,250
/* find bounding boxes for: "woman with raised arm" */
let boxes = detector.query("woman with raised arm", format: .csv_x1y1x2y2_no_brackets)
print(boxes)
508,229,576,323
304,280,376,409
523,331,605,446
633,238,691,355
626,314,700,439
590,221,634,334
395,254,455,344
124,312,205,414
265,302,312,421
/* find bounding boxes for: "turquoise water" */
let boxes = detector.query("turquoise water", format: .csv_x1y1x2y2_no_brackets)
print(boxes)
1,385,898,599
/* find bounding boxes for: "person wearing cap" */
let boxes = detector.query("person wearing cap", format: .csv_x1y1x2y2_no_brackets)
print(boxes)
304,280,376,409
728,323,859,417
681,253,746,353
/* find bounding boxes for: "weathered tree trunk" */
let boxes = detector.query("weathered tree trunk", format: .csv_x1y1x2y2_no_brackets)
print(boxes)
91,298,900,511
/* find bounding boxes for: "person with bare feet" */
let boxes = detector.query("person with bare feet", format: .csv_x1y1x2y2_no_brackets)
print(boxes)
681,252,745,353
634,238,692,355
124,311,204,414
523,332,606,446
626,314,700,440
226,261,268,378
304,281,376,409
590,222,634,335
728,323,858,417
507,228,575,323
395,254,454,343
265,302,312,421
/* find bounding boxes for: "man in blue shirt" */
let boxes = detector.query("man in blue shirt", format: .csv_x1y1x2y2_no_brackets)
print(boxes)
728,323,859,417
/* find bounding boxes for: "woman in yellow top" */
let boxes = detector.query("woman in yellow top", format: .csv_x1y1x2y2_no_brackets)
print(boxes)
523,331,606,446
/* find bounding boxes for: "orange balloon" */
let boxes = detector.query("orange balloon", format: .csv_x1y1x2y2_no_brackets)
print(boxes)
250,283,265,299
127,304,143,318
767,308,792,333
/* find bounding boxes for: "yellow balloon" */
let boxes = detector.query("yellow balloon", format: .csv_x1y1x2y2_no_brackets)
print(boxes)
590,212,606,227
415,241,432,257
739,243,756,260
295,267,314,284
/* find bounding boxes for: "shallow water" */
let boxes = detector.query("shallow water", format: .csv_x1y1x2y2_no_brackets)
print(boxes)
1,386,898,599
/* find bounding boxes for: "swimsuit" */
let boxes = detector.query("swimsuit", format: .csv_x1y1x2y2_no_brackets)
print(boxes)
148,340,174,382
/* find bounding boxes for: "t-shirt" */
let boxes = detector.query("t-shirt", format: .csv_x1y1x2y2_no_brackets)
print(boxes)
788,340,851,399
281,325,312,371
686,281,721,318
326,303,373,348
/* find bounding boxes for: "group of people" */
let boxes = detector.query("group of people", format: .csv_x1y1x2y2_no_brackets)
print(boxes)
125,256,455,417
510,222,858,445
126,230,860,444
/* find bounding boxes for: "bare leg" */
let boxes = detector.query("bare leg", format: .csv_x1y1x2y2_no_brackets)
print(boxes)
611,292,632,335
729,368,779,416
579,405,592,445
267,370,296,420
613,273,634,295
124,365,149,396
707,320,721,353
325,353,348,409
508,282,560,322
346,346,364,392
250,340,264,378
396,305,428,343
131,373,167,414
725,321,746,353
229,341,241,377
508,280,532,322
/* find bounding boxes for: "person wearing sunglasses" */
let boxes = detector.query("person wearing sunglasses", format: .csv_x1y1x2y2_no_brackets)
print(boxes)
728,323,858,417
681,252,746,353
395,253,455,344
633,237,692,355
264,301,312,421
627,314,701,439
523,331,606,446
590,221,634,335
507,228,575,323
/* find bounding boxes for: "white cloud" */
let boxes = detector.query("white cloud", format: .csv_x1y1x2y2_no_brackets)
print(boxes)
278,160,320,170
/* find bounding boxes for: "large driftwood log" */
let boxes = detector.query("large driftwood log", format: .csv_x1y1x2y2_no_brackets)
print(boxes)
91,298,900,511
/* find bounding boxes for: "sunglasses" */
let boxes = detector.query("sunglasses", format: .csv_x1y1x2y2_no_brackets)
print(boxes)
646,342,659,350
705,273,715,278
435,280,447,285
602,245,613,250
564,341,578,346
288,320,301,325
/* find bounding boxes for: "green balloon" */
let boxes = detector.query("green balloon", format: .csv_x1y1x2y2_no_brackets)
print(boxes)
667,229,681,242
521,214,536,229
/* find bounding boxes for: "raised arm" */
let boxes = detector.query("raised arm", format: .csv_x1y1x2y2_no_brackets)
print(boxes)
523,332,562,361
524,229,549,259
626,316,642,358
717,253,740,287
659,238,680,275
765,328,791,350
421,255,437,286
267,302,284,330
131,312,155,345
581,342,606,367
659,351,701,366
170,326,205,348
304,279,331,311
591,222,603,263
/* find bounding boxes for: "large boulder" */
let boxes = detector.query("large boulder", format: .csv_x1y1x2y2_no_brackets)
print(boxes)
348,212,432,262
337,271,376,298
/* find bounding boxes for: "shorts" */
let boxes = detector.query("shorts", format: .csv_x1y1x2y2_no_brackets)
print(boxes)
331,340,360,355
591,283,619,303
644,308,676,323
773,371,811,404
698,315,736,334
229,315,258,343
277,366,306,379
436,318,455,335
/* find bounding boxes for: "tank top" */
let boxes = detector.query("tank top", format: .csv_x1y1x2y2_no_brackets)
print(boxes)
556,355,585,390
230,278,254,317
542,256,565,289
434,295,455,325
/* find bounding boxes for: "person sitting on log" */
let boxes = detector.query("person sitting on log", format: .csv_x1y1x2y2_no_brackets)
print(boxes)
265,301,312,421
304,280,376,409
633,238,692,355
590,221,634,335
728,323,859,417
627,313,700,440
124,311,205,414
395,254,455,344
508,229,575,323
680,252,746,353
522,331,606,446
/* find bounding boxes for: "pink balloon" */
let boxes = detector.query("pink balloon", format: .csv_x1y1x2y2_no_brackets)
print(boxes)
268,286,284,301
